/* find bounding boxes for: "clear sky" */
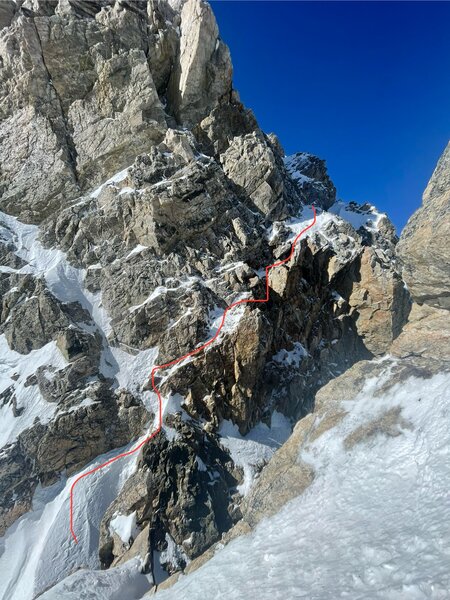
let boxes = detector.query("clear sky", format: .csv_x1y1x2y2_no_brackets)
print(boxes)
211,1,450,231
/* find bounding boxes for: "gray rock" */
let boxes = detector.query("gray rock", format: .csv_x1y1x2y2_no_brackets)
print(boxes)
284,152,336,210
167,0,232,127
0,272,94,354
0,441,36,536
98,414,241,572
0,1,15,30
194,94,259,157
220,132,300,220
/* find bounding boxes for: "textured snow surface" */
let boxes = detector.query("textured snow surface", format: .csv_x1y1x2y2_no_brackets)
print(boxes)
0,337,67,446
329,200,385,231
110,511,139,544
39,558,151,600
219,411,292,495
151,369,450,600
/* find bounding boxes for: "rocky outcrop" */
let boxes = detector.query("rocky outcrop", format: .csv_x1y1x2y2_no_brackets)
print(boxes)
397,142,450,309
98,414,241,574
0,0,233,223
167,0,232,127
0,383,148,535
391,302,450,366
220,132,301,220
0,1,15,30
0,272,93,354
345,245,410,355
284,152,336,210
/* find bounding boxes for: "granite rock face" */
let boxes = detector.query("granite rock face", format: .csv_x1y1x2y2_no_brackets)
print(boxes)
0,0,417,596
167,0,232,126
0,0,233,224
397,141,450,309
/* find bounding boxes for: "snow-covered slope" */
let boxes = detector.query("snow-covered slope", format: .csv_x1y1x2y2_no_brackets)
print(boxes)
39,368,450,600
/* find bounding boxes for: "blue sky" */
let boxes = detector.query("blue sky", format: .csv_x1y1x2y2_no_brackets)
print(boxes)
211,1,450,231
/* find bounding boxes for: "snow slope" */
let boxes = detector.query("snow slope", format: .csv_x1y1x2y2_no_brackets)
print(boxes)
151,369,450,600
0,436,152,600
219,411,292,496
32,368,450,600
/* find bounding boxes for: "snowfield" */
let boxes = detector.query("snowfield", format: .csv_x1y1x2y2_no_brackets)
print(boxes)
31,368,450,600
153,369,450,600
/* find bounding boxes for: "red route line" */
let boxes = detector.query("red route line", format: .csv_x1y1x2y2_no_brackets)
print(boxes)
69,206,317,544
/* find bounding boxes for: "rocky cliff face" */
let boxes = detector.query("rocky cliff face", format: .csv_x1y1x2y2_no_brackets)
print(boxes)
397,141,450,309
0,1,423,598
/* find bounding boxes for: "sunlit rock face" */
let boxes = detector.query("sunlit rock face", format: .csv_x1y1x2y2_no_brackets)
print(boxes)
397,141,450,310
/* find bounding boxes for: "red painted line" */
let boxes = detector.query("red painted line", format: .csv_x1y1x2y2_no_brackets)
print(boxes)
69,206,317,544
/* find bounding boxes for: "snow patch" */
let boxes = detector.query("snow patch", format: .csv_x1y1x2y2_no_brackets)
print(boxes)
272,342,308,367
38,558,151,600
126,245,148,259
110,512,139,544
219,411,292,496
329,200,384,232
0,434,148,600
0,337,68,447
90,167,130,199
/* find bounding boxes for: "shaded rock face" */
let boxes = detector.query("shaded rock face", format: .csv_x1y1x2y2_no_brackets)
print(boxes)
0,272,94,354
98,414,241,572
0,0,414,594
0,383,149,536
397,142,450,309
339,245,410,355
284,152,336,210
